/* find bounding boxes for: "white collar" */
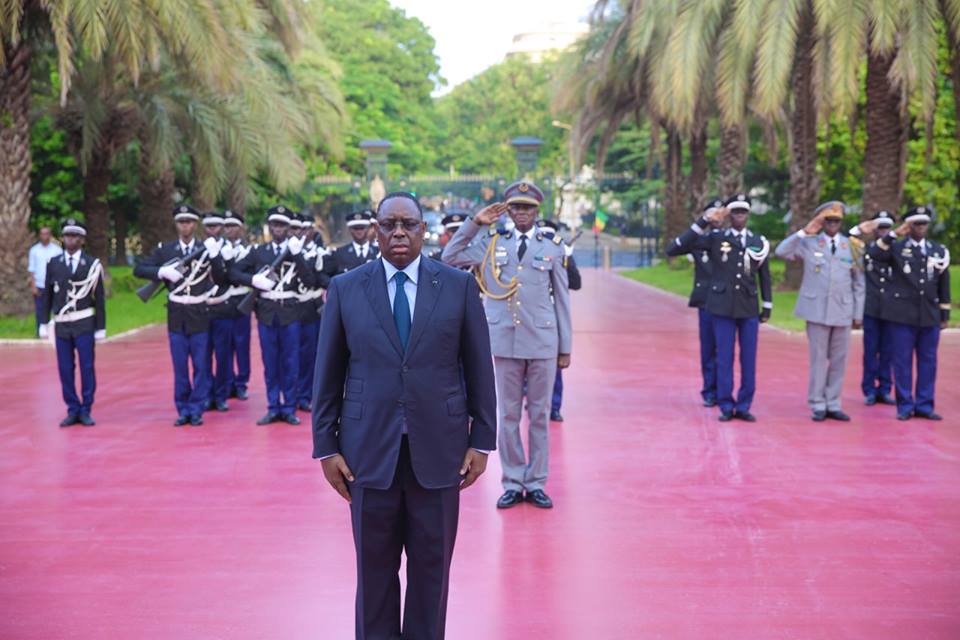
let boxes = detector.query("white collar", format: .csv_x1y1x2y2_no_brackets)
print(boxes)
516,227,536,241
353,241,369,254
65,250,81,260
910,238,927,250
382,255,421,286
179,239,195,251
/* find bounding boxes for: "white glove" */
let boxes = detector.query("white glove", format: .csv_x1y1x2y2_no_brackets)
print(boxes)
158,264,184,282
251,273,275,291
94,329,106,341
38,323,49,339
220,243,236,261
287,236,303,256
204,237,222,258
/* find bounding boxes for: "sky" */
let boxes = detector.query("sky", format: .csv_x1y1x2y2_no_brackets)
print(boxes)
392,0,595,95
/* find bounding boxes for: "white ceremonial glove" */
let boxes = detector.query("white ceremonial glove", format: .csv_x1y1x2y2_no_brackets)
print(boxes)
94,329,106,341
38,323,49,339
158,264,184,282
220,243,236,261
251,273,275,291
204,237,222,258
287,236,303,256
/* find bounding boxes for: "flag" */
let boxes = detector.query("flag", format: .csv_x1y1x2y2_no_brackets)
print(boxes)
592,209,608,233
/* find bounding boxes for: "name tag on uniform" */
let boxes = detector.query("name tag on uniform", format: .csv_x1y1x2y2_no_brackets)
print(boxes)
535,255,552,262
813,251,824,258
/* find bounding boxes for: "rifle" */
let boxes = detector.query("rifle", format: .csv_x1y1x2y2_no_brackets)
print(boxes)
136,246,208,303
237,246,290,315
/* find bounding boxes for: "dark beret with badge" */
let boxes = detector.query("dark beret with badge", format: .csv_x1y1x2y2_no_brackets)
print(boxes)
173,204,200,222
503,180,544,206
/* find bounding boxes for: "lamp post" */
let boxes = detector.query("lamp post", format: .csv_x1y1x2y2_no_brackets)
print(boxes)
511,136,543,180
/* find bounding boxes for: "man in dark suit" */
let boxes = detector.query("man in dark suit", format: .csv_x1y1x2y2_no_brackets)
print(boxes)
312,191,497,640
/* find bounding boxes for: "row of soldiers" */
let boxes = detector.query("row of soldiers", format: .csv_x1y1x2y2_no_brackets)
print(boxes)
669,198,951,422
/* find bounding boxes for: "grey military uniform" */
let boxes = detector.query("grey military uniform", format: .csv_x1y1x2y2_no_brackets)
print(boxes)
442,217,572,492
776,230,865,412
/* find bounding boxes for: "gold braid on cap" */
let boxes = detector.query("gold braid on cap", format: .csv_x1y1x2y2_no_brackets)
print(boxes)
475,234,520,300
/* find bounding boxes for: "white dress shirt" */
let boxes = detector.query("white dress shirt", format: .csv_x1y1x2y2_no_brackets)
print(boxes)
354,241,371,259
179,239,196,254
65,250,81,274
28,241,63,289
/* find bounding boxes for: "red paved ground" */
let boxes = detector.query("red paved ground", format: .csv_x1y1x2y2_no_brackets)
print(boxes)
2,270,959,639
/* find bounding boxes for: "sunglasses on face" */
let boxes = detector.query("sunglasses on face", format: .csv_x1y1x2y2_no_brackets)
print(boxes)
377,219,422,232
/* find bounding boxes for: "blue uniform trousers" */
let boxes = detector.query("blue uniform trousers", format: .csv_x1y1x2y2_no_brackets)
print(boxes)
551,369,563,414
56,332,96,417
888,321,940,416
861,314,893,399
698,307,718,403
297,317,321,407
258,317,300,417
712,315,759,414
209,317,236,404
232,314,252,394
168,330,211,418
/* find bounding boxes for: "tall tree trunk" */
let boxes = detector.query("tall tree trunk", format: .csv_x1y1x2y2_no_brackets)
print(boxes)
138,164,175,253
113,209,127,265
0,38,35,315
687,124,708,214
862,49,907,218
784,0,820,289
83,153,113,264
662,124,686,257
226,170,247,216
716,124,745,197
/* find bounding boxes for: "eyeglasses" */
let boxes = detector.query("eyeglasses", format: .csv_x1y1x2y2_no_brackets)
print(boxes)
377,219,422,232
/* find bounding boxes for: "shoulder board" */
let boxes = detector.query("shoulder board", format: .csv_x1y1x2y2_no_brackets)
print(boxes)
552,235,563,246
535,232,544,242
488,225,499,236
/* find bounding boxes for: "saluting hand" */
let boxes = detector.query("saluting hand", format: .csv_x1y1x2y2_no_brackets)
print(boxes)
857,219,880,236
893,222,910,237
459,449,488,490
703,206,728,224
321,454,355,503
473,202,508,227
803,211,825,235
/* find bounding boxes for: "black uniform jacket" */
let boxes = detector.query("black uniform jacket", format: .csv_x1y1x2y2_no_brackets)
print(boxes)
867,235,951,327
229,242,319,326
41,250,106,338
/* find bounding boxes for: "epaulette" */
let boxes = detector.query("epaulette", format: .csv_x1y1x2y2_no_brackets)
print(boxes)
488,225,498,236
535,232,544,242
552,234,563,246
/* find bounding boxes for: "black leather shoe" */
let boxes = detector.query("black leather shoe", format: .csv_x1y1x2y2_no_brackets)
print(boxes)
525,489,553,509
812,411,826,422
297,401,312,412
914,411,943,421
204,400,214,411
878,395,895,405
59,415,79,428
256,413,280,426
896,412,912,421
78,414,95,427
550,410,564,422
282,414,301,425
864,395,877,406
235,388,248,401
826,410,851,422
214,401,229,412
735,411,757,423
496,490,524,509
173,415,189,427
190,415,204,426
703,398,717,408
718,411,734,422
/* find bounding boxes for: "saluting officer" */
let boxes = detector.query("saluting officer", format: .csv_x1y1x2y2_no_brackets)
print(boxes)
865,206,951,421
134,205,227,426
326,210,379,276
230,205,315,425
775,201,865,421
40,219,106,427
219,211,253,400
666,198,724,408
850,210,896,405
292,212,331,412
673,194,773,422
443,180,572,510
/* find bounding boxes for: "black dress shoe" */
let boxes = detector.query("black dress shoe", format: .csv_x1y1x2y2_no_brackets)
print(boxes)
235,388,248,401
59,415,79,428
525,489,553,509
703,398,717,408
914,411,943,421
78,414,95,427
297,401,312,412
826,410,851,422
496,490,524,509
256,413,280,425
282,414,301,425
812,411,826,422
550,410,564,422
204,400,214,411
735,411,757,422
896,412,912,421
215,401,229,412
173,415,189,427
718,411,734,422
878,395,896,405
864,395,877,406
190,415,204,426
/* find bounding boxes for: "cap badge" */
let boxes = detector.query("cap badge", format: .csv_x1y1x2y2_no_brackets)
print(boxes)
518,183,529,193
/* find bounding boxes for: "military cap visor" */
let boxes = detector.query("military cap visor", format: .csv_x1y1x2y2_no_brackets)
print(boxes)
267,205,293,225
503,180,544,206
61,219,87,236
871,210,894,226
814,201,846,220
905,206,931,224
173,205,200,222
203,213,225,226
346,211,372,228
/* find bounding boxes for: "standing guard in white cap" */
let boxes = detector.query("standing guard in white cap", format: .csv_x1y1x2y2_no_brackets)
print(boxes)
290,212,331,411
325,210,379,276
218,211,253,400
40,219,105,427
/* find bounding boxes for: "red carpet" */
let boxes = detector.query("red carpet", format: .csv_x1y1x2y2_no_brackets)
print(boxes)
2,270,959,639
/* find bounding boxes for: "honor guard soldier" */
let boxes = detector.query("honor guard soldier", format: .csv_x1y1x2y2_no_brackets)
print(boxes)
203,210,244,411
775,201,865,421
230,205,317,425
218,211,253,400
673,194,772,422
39,219,105,427
443,180,573,510
537,219,581,422
866,206,951,421
429,210,468,260
850,210,896,405
326,210,379,276
292,212,332,411
666,198,724,408
135,205,227,426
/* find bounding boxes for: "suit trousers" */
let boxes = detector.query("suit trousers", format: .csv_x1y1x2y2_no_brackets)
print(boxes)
257,317,300,416
805,322,850,412
888,321,940,415
56,332,96,416
349,437,459,640
698,307,718,402
232,313,251,393
209,317,236,404
712,315,759,414
495,356,556,492
297,317,321,406
168,330,211,418
861,314,892,399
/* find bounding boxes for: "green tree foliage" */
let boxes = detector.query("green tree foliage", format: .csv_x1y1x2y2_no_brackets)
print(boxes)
29,114,83,228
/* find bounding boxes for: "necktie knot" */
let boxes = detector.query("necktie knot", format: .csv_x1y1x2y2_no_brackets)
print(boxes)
394,271,407,286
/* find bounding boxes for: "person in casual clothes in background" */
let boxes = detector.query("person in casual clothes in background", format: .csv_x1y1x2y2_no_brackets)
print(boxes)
28,225,63,337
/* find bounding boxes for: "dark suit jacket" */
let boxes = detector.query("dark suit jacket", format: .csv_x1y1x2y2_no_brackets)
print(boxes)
312,256,497,490
41,251,106,338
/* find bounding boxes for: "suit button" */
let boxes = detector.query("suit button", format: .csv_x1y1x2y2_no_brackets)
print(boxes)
737,263,741,267
735,285,740,290
518,265,523,270
397,399,404,406
736,274,742,278
920,279,925,284
402,366,409,372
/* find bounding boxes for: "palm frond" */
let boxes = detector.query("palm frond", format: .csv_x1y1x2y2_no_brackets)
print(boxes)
753,0,802,117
